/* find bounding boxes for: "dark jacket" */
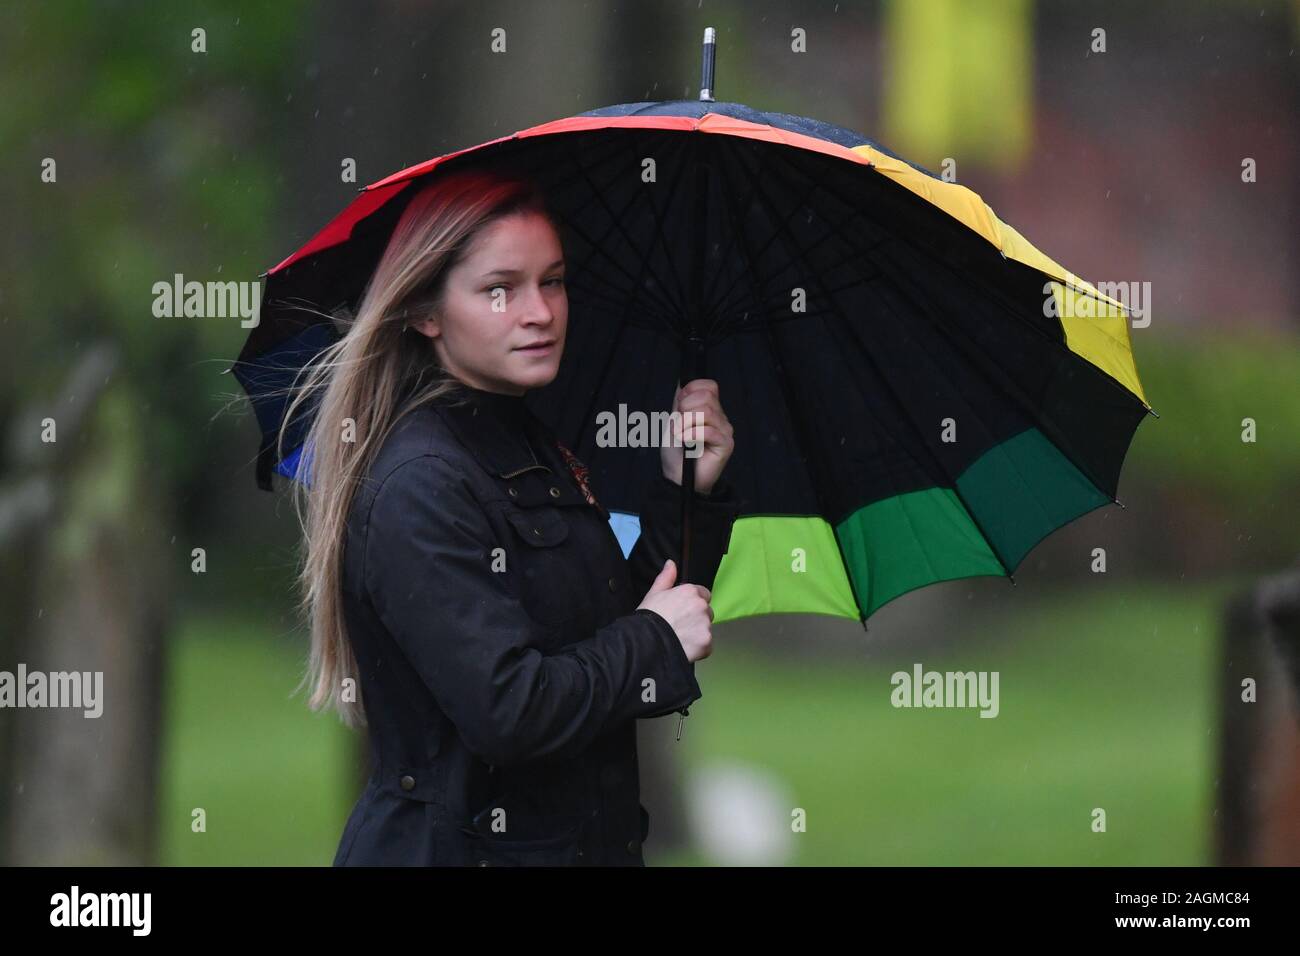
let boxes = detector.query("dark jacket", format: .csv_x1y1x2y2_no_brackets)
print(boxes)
332,383,740,866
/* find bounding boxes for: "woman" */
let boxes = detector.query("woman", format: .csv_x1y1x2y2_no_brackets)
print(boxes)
280,166,741,866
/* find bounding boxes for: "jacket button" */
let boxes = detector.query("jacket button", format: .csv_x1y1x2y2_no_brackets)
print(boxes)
533,528,541,537
607,577,618,592
626,839,641,855
399,775,416,791
549,486,561,498
477,859,490,867
508,487,518,498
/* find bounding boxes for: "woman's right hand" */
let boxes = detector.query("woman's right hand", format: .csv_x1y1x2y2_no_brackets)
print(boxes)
637,559,714,662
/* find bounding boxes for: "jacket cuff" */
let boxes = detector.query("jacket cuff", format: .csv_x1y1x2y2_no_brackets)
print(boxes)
647,473,741,531
642,473,742,583
632,608,702,717
662,472,735,503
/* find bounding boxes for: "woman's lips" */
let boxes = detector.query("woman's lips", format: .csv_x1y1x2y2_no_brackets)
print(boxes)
516,341,556,355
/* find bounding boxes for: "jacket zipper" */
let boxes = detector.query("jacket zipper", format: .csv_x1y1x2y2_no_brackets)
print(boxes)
643,699,692,735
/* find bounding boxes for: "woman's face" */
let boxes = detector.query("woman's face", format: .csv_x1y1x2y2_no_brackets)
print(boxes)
413,208,567,396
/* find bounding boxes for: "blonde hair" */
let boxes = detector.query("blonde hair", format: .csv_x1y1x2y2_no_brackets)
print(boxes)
279,166,558,728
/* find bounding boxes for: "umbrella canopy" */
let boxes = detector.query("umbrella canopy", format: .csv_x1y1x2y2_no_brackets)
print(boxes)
232,97,1152,629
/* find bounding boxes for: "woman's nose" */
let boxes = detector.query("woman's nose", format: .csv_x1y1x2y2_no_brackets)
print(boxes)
519,286,556,324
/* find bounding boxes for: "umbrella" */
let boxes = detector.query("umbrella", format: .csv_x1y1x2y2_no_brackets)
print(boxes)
232,27,1153,632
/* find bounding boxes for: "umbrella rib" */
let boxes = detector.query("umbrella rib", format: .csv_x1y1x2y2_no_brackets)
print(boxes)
733,340,778,615
539,136,676,315
713,163,817,505
552,132,684,327
564,279,664,332
762,141,1153,417
704,154,823,336
569,216,666,464
702,148,892,335
872,244,1121,503
716,144,880,492
867,280,1066,536
717,149,883,622
550,130,693,446
706,145,887,332
765,143,1127,504
696,137,760,337
715,150,826,518
718,250,888,333
535,130,657,291
763,161,1028,576
734,143,1016,577
538,139,676,322
739,245,952,605
760,140,1128,500
705,155,886,338
615,129,692,333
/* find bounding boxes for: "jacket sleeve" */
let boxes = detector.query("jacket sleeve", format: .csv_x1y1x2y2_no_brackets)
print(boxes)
626,472,742,600
361,453,702,769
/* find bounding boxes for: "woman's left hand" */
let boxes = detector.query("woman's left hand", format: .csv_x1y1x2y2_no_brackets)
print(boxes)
660,378,735,495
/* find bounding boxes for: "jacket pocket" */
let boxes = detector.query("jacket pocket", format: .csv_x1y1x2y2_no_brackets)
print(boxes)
502,507,580,626
458,817,586,867
504,505,570,547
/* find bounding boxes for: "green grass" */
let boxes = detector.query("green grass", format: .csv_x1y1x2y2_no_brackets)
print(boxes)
160,578,1242,865
654,577,1243,866
158,613,354,865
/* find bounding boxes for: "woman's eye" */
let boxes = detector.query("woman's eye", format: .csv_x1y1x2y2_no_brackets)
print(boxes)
487,279,561,295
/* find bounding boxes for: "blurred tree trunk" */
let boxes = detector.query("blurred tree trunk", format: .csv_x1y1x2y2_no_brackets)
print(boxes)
1215,563,1300,865
2,346,171,865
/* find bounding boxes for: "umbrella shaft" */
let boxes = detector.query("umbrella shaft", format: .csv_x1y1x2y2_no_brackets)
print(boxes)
679,334,705,583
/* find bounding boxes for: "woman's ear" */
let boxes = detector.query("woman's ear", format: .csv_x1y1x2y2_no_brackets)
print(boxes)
407,311,440,340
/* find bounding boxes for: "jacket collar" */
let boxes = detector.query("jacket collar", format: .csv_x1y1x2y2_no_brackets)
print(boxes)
429,383,554,480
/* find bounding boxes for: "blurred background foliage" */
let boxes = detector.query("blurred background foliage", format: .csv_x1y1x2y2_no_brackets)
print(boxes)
1,0,1296,866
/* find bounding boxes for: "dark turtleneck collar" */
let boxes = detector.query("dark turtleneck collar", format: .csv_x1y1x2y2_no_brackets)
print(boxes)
443,380,531,427
429,379,555,479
